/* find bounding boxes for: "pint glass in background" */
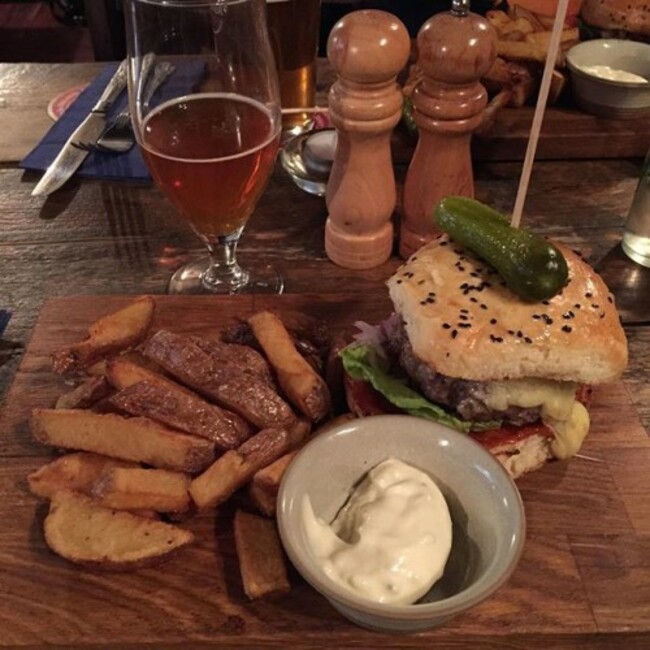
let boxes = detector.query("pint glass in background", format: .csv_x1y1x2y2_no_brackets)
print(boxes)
266,0,321,132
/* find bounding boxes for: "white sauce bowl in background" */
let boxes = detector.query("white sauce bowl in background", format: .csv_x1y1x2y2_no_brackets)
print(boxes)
566,39,650,119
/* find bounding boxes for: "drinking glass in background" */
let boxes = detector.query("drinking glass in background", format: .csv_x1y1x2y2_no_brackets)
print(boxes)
266,0,321,134
622,150,650,268
124,0,282,294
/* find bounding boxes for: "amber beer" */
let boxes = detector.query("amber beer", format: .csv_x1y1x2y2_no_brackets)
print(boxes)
141,94,279,238
266,0,321,130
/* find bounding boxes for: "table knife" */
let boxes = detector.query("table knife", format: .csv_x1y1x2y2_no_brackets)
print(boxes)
32,60,128,197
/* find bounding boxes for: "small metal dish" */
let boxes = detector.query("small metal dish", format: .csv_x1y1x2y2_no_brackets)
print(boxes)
280,128,337,197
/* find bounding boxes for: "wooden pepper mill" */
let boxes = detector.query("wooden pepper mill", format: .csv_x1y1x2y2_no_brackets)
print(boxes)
400,0,497,259
325,10,410,269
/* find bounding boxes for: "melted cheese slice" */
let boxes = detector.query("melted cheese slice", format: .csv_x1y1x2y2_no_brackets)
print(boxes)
483,378,590,459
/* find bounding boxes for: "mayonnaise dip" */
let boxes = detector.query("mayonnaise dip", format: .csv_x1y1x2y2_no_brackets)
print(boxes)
577,64,648,84
301,458,452,605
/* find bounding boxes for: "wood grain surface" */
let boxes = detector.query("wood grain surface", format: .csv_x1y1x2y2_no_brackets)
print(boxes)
0,294,648,649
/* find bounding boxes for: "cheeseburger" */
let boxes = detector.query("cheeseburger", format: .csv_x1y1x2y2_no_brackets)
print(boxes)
342,236,628,479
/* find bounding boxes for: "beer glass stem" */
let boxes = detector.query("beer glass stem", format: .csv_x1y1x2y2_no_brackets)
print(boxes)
201,230,249,292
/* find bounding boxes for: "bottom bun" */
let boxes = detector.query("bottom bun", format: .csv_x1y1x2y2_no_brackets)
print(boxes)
344,375,555,479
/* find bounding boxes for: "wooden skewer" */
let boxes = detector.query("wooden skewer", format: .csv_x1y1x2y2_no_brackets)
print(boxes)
510,0,571,229
280,106,328,115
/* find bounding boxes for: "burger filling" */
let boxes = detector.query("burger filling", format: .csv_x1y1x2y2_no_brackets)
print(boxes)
342,316,591,459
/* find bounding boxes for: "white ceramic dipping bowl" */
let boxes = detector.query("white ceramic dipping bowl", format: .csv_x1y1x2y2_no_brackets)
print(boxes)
566,39,650,119
277,415,526,633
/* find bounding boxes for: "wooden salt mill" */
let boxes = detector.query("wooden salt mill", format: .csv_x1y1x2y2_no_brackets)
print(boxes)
400,0,497,258
325,10,410,269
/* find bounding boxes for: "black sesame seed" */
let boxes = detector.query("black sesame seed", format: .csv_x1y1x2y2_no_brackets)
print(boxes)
563,311,575,320
412,256,418,261
420,300,427,306
440,241,448,246
517,330,523,338
524,337,532,344
542,300,550,306
542,315,554,325
418,279,425,285
607,296,613,304
562,325,572,333
470,297,478,303
451,329,458,339
490,318,497,325
458,323,472,329
460,282,469,290
585,292,593,298
574,303,582,309
480,303,488,310
459,314,469,321
532,314,541,320
426,297,435,304
460,308,469,313
470,272,480,278
591,303,599,309
442,323,451,329
600,312,606,319
396,279,403,284
508,329,515,335
428,292,436,297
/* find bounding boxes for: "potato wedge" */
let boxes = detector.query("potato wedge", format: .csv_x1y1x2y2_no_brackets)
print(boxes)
27,452,136,499
55,376,112,410
52,297,155,375
189,427,291,510
32,409,215,473
247,311,331,422
44,490,193,570
92,467,191,512
234,510,290,599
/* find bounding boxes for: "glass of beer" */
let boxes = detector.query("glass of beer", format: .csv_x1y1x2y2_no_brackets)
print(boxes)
266,0,321,133
125,0,282,294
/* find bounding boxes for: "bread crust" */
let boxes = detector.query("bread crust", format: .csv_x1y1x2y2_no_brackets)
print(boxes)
581,0,650,37
387,236,628,383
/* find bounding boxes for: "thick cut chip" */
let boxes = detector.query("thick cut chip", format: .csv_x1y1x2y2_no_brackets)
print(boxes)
92,467,191,512
189,427,291,510
32,409,215,473
247,311,331,422
52,297,155,374
28,452,136,499
234,510,290,599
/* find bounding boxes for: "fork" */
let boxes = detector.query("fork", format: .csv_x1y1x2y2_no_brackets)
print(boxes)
91,60,175,154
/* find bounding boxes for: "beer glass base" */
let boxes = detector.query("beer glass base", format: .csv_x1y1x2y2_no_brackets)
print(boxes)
167,258,284,295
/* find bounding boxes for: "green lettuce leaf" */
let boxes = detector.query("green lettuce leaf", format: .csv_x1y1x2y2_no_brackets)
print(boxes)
340,343,500,434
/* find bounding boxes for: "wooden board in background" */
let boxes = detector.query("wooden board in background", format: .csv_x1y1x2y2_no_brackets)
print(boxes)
391,107,650,164
0,295,649,648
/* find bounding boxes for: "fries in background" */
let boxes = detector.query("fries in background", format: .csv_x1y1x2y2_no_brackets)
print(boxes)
403,4,578,134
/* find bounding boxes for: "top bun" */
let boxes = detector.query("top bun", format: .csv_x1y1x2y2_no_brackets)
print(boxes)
581,0,650,37
387,236,628,383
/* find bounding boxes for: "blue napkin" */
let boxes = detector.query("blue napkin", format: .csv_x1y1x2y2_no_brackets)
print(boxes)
0,310,10,337
21,62,205,182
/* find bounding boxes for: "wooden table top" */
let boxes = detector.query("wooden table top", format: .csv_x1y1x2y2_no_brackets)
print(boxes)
0,62,649,649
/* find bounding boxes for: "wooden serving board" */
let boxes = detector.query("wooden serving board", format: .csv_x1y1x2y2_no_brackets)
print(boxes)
390,107,650,164
1,295,649,649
